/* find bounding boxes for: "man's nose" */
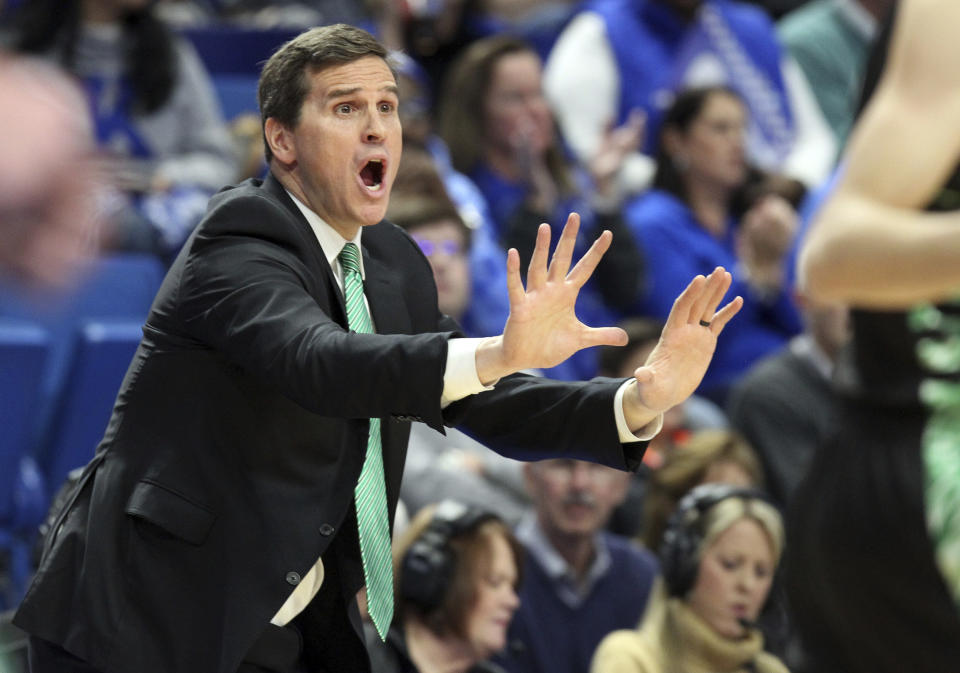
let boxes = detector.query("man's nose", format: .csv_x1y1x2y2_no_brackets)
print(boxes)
569,463,593,489
364,109,386,142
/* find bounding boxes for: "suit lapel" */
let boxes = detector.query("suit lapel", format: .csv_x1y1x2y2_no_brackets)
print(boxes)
262,173,347,323
362,249,411,336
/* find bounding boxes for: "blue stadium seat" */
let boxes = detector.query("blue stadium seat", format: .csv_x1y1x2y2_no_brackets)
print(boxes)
0,253,165,494
179,26,299,120
41,321,144,494
179,26,299,75
212,72,261,119
0,320,50,609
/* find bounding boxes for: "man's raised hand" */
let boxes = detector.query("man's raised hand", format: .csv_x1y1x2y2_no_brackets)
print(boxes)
476,213,627,384
623,267,743,432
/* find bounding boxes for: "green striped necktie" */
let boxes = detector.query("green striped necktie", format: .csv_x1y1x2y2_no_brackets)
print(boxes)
338,242,394,639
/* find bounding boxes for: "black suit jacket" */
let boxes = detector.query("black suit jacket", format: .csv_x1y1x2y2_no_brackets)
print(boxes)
14,174,647,673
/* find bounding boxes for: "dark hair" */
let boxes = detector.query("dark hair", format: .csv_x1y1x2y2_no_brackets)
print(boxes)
652,86,757,207
258,23,393,164
388,195,472,252
13,0,175,115
641,429,764,553
740,172,807,211
438,35,572,194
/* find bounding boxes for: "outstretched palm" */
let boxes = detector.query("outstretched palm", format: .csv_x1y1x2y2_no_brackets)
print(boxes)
632,268,743,414
483,216,743,425
499,213,628,372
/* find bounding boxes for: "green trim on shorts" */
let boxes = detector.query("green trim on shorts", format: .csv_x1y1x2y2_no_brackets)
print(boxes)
913,302,960,603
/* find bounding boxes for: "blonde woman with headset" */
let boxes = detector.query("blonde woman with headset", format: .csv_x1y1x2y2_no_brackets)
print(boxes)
592,484,788,673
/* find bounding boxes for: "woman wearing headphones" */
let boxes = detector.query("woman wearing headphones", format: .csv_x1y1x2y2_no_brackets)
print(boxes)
591,484,788,673
365,500,522,673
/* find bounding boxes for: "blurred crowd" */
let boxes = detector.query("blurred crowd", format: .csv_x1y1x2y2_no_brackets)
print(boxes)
0,0,896,672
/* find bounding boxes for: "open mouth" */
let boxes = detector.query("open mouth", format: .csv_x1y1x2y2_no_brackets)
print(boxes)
359,158,384,191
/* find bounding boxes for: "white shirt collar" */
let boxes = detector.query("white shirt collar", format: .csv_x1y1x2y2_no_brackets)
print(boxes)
516,510,612,608
285,189,366,283
835,0,878,40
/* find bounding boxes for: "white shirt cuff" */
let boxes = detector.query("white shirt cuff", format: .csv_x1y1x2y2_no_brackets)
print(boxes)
441,338,495,408
614,380,663,442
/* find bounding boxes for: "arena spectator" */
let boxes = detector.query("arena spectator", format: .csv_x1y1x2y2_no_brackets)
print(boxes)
388,152,528,524
439,34,645,379
11,0,237,257
365,501,522,673
544,0,835,193
778,0,894,155
641,429,762,554
727,287,848,508
495,458,659,673
624,86,803,402
592,484,789,673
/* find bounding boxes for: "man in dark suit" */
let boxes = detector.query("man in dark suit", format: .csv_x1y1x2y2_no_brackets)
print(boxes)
14,24,741,673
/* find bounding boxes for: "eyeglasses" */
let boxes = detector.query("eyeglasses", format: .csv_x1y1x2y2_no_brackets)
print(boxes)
413,236,463,258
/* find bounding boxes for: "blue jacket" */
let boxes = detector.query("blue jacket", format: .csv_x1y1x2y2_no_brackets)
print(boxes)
626,189,801,397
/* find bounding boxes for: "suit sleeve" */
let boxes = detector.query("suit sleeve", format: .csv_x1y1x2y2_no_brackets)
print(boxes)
446,374,648,472
172,193,454,429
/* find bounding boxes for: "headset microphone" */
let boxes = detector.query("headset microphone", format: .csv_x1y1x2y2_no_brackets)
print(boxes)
737,617,759,630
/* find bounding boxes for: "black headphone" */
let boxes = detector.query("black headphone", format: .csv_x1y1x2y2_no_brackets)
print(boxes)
660,483,773,597
399,500,500,612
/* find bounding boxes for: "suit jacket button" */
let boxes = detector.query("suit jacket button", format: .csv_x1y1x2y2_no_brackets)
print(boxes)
286,572,301,586
319,524,335,536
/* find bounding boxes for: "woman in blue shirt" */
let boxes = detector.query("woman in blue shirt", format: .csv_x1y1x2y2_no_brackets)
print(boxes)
626,86,802,403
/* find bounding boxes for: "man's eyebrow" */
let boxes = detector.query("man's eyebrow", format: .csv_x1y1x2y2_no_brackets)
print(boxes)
325,86,362,100
324,85,400,100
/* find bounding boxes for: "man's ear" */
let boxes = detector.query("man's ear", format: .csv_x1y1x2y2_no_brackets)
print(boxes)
265,117,296,165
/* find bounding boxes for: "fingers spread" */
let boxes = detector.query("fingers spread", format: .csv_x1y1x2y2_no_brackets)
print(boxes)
709,295,744,332
505,248,525,306
705,268,733,314
527,223,551,289
688,267,720,320
567,229,612,288
548,212,581,282
667,274,706,328
690,267,731,321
